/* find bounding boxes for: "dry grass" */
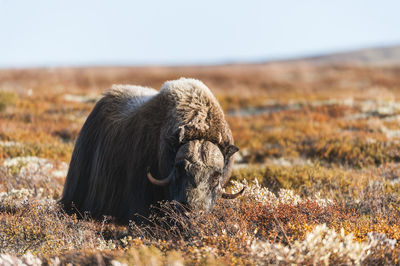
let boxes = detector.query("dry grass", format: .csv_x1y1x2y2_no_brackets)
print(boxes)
1,63,400,264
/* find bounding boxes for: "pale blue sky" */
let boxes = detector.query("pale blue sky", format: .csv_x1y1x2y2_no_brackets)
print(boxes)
0,0,399,68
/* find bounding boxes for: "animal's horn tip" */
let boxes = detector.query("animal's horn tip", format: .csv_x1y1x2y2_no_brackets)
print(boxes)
238,186,246,194
221,186,246,199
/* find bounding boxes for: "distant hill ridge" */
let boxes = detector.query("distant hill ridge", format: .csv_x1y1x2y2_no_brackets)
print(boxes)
285,45,400,66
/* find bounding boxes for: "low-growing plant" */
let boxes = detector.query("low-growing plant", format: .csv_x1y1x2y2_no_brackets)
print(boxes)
0,91,18,112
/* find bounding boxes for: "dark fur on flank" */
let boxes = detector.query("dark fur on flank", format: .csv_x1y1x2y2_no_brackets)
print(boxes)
60,78,238,223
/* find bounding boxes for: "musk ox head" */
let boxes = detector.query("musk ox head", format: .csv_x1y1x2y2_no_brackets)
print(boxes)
147,139,242,212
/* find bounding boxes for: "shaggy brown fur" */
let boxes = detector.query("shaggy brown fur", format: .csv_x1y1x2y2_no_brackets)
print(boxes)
60,78,237,223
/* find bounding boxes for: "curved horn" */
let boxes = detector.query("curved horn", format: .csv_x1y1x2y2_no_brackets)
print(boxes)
221,187,246,199
146,168,173,186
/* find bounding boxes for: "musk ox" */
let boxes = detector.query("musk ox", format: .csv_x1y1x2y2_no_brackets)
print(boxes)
60,78,243,223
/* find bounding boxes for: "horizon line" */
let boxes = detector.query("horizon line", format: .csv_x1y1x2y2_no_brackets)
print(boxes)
1,42,399,70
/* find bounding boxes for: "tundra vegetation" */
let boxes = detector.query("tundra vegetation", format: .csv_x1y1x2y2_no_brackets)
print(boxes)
0,64,400,265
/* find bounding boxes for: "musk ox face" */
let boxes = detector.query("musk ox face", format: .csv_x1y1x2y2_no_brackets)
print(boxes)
171,140,225,211
147,139,243,212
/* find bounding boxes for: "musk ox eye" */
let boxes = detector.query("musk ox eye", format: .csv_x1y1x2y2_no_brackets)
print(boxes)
210,171,221,187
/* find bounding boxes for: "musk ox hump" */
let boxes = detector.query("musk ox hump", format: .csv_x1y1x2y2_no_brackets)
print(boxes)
160,78,233,147
107,84,158,112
